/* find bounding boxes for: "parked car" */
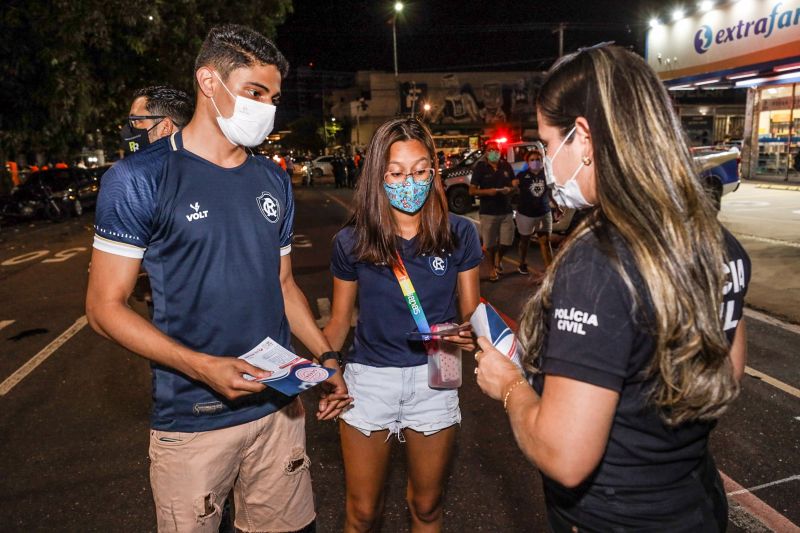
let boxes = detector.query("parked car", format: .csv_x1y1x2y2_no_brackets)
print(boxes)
87,164,113,186
0,178,66,222
550,146,742,237
310,155,334,178
692,146,741,209
23,167,101,216
442,141,539,214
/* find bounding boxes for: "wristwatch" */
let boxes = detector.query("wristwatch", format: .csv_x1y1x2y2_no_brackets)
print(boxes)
318,351,342,366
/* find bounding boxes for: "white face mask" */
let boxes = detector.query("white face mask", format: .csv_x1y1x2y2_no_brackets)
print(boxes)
543,125,593,210
210,72,276,147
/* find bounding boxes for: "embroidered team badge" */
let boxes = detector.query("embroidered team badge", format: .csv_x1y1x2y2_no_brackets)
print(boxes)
429,256,448,276
257,192,280,223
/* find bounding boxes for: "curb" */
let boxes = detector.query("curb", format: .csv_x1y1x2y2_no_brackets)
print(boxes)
755,184,800,191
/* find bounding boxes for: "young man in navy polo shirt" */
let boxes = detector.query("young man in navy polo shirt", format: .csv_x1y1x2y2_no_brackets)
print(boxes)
86,25,350,533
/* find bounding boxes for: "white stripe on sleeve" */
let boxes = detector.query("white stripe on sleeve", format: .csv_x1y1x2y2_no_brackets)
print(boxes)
93,235,146,259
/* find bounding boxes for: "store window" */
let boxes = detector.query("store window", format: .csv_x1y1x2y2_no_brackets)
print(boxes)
756,84,799,176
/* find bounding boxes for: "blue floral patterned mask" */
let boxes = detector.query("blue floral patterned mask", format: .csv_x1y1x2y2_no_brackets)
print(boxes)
384,176,432,214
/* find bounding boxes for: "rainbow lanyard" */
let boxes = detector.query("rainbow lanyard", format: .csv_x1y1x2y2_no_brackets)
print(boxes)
391,254,431,334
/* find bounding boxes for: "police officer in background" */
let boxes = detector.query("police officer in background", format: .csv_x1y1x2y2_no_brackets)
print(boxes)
121,85,193,155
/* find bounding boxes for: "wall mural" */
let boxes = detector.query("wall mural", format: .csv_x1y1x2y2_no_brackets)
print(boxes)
416,74,539,127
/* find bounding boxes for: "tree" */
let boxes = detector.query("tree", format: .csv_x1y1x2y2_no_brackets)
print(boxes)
0,0,293,162
281,115,325,153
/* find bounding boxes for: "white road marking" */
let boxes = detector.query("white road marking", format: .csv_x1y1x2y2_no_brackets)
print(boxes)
0,320,15,332
0,316,88,396
292,234,313,248
793,209,800,216
744,308,800,336
725,200,771,208
726,474,800,496
744,366,800,399
736,233,800,248
721,471,800,532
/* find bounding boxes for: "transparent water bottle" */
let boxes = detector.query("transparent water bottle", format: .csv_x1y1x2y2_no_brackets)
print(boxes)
425,323,462,389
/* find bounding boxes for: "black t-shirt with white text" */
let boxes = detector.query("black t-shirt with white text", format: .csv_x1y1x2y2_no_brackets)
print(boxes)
530,226,749,509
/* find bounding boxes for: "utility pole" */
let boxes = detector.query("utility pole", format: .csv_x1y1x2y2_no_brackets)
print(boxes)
410,80,417,117
393,16,399,78
553,23,566,57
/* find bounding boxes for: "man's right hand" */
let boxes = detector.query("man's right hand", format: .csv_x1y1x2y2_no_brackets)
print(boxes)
193,355,271,400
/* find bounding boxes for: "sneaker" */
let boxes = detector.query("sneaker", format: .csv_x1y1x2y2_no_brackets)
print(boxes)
517,263,529,275
495,263,504,274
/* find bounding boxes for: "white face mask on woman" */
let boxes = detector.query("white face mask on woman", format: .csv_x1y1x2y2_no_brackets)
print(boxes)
210,71,276,147
543,125,593,210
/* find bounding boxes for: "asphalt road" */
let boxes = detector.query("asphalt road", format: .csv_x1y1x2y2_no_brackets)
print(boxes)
0,185,797,532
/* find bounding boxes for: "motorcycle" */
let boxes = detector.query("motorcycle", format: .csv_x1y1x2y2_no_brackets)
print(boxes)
0,181,65,223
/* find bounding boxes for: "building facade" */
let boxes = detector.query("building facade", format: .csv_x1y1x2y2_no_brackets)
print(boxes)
647,0,800,178
329,70,544,154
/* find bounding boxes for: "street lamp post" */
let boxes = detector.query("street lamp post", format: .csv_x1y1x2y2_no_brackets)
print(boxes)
392,2,403,78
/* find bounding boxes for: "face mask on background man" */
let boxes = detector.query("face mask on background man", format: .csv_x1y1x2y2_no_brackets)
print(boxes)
120,119,162,155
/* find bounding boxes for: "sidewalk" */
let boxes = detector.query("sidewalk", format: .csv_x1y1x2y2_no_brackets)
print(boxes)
742,171,800,191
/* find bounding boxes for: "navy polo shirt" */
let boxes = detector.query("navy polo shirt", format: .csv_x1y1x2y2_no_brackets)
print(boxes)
93,132,296,432
331,214,482,368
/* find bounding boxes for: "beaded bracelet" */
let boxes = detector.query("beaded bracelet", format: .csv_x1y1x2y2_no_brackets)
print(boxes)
503,378,528,412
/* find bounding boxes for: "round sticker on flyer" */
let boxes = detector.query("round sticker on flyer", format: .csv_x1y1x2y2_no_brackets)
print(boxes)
295,367,329,383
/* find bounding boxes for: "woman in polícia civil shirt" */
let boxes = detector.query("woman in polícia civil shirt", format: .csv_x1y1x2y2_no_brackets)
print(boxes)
324,117,481,532
475,45,749,532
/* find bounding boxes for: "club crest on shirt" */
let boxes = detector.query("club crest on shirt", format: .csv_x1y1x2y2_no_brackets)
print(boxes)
429,256,448,276
530,181,546,197
257,192,280,223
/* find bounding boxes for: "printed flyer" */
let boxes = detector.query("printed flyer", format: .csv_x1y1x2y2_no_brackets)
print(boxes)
470,302,523,368
239,337,335,396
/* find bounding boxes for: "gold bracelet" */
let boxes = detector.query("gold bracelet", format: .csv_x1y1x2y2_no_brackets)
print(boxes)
503,378,528,413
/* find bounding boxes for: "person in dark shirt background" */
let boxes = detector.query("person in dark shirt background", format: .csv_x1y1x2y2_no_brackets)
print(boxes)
475,45,748,532
469,141,516,281
121,85,193,156
514,148,553,275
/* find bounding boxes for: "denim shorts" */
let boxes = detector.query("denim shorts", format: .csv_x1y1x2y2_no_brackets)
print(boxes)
340,362,461,439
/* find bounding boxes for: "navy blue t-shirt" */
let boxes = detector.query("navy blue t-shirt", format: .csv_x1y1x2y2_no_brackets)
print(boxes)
93,132,296,432
530,226,749,511
331,214,482,367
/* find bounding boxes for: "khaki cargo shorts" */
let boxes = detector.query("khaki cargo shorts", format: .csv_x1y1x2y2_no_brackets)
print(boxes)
148,398,314,532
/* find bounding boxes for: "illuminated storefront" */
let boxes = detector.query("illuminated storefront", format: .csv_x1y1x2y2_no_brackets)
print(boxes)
646,0,800,178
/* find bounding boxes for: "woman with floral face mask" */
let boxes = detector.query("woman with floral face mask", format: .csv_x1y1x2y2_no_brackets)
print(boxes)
324,117,481,532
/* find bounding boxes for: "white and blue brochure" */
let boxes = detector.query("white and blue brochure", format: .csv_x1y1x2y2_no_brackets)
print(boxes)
469,302,523,368
239,337,335,396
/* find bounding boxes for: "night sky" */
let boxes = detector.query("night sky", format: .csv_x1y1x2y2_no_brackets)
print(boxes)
275,0,670,73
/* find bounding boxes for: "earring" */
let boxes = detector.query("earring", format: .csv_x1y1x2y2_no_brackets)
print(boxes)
582,155,592,166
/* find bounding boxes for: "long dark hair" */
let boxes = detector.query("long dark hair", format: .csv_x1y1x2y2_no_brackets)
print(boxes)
348,117,453,266
520,46,737,426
